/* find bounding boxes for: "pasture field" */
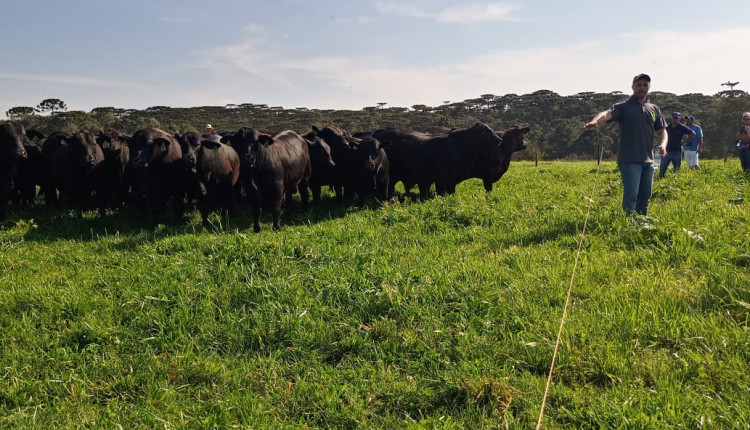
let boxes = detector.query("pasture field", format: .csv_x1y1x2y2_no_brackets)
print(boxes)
1,160,749,429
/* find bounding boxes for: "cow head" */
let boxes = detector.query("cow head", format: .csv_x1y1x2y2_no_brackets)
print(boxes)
0,121,29,162
350,137,385,172
306,135,335,168
175,132,201,170
499,126,530,153
97,129,130,164
312,124,351,155
221,127,273,170
67,131,104,170
130,129,180,169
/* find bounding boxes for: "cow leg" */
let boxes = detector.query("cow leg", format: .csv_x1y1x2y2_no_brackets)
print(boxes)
377,177,389,201
334,183,344,202
247,184,262,232
310,184,321,204
298,179,309,210
272,185,284,231
42,184,57,206
0,193,7,225
173,192,187,224
198,195,211,226
251,203,262,233
483,179,494,193
223,181,236,216
418,182,431,199
434,180,447,197
446,181,456,195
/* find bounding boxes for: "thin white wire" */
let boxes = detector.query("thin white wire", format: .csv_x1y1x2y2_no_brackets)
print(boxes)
535,159,603,430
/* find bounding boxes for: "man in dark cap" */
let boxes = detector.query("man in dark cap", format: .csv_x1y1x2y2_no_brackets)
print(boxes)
659,112,695,177
584,73,667,216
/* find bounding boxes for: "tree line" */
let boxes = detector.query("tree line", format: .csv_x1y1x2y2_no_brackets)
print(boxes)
6,90,750,161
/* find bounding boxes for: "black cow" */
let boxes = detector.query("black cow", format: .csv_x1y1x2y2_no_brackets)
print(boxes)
219,127,272,207
467,126,530,192
177,132,240,225
95,129,131,214
309,124,358,201
0,122,30,224
125,128,185,224
302,130,335,204
221,129,310,232
14,129,46,206
40,130,104,209
175,131,202,203
348,137,390,202
373,122,504,198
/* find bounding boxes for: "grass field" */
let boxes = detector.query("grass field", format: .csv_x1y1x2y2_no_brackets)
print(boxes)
2,160,749,429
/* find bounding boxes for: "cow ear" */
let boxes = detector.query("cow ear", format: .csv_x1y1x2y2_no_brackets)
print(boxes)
153,137,170,151
201,140,219,150
312,125,320,133
220,135,232,144
260,135,274,147
26,129,46,141
521,127,530,133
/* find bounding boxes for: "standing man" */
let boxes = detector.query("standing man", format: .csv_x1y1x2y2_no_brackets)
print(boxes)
584,73,667,216
737,112,750,172
659,112,695,177
684,115,703,170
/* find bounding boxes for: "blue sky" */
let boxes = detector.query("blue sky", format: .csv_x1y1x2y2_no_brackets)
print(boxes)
2,0,748,118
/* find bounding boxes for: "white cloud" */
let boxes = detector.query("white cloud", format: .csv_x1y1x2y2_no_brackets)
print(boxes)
375,2,430,18
4,25,745,117
253,26,748,108
376,1,519,23
0,72,149,89
437,3,520,23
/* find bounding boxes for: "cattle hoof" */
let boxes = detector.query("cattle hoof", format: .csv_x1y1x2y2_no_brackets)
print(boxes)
253,224,261,233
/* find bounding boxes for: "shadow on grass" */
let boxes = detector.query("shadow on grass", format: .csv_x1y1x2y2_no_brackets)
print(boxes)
9,195,382,244
490,218,584,248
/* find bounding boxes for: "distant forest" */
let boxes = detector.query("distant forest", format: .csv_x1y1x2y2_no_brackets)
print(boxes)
6,89,750,161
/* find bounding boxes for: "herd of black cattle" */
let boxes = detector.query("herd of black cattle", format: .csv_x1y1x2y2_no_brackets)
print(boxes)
0,121,530,232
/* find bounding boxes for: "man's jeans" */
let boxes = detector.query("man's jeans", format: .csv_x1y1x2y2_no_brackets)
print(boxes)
741,149,750,171
659,151,682,177
618,162,654,215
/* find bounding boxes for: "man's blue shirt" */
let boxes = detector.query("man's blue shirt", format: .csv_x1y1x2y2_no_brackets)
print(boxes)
684,124,703,151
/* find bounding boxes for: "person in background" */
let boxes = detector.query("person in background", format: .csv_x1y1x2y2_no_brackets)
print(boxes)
737,112,750,172
659,112,694,178
683,115,703,170
204,124,215,134
584,73,667,216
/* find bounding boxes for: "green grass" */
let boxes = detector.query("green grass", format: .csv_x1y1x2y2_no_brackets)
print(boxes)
1,160,749,429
